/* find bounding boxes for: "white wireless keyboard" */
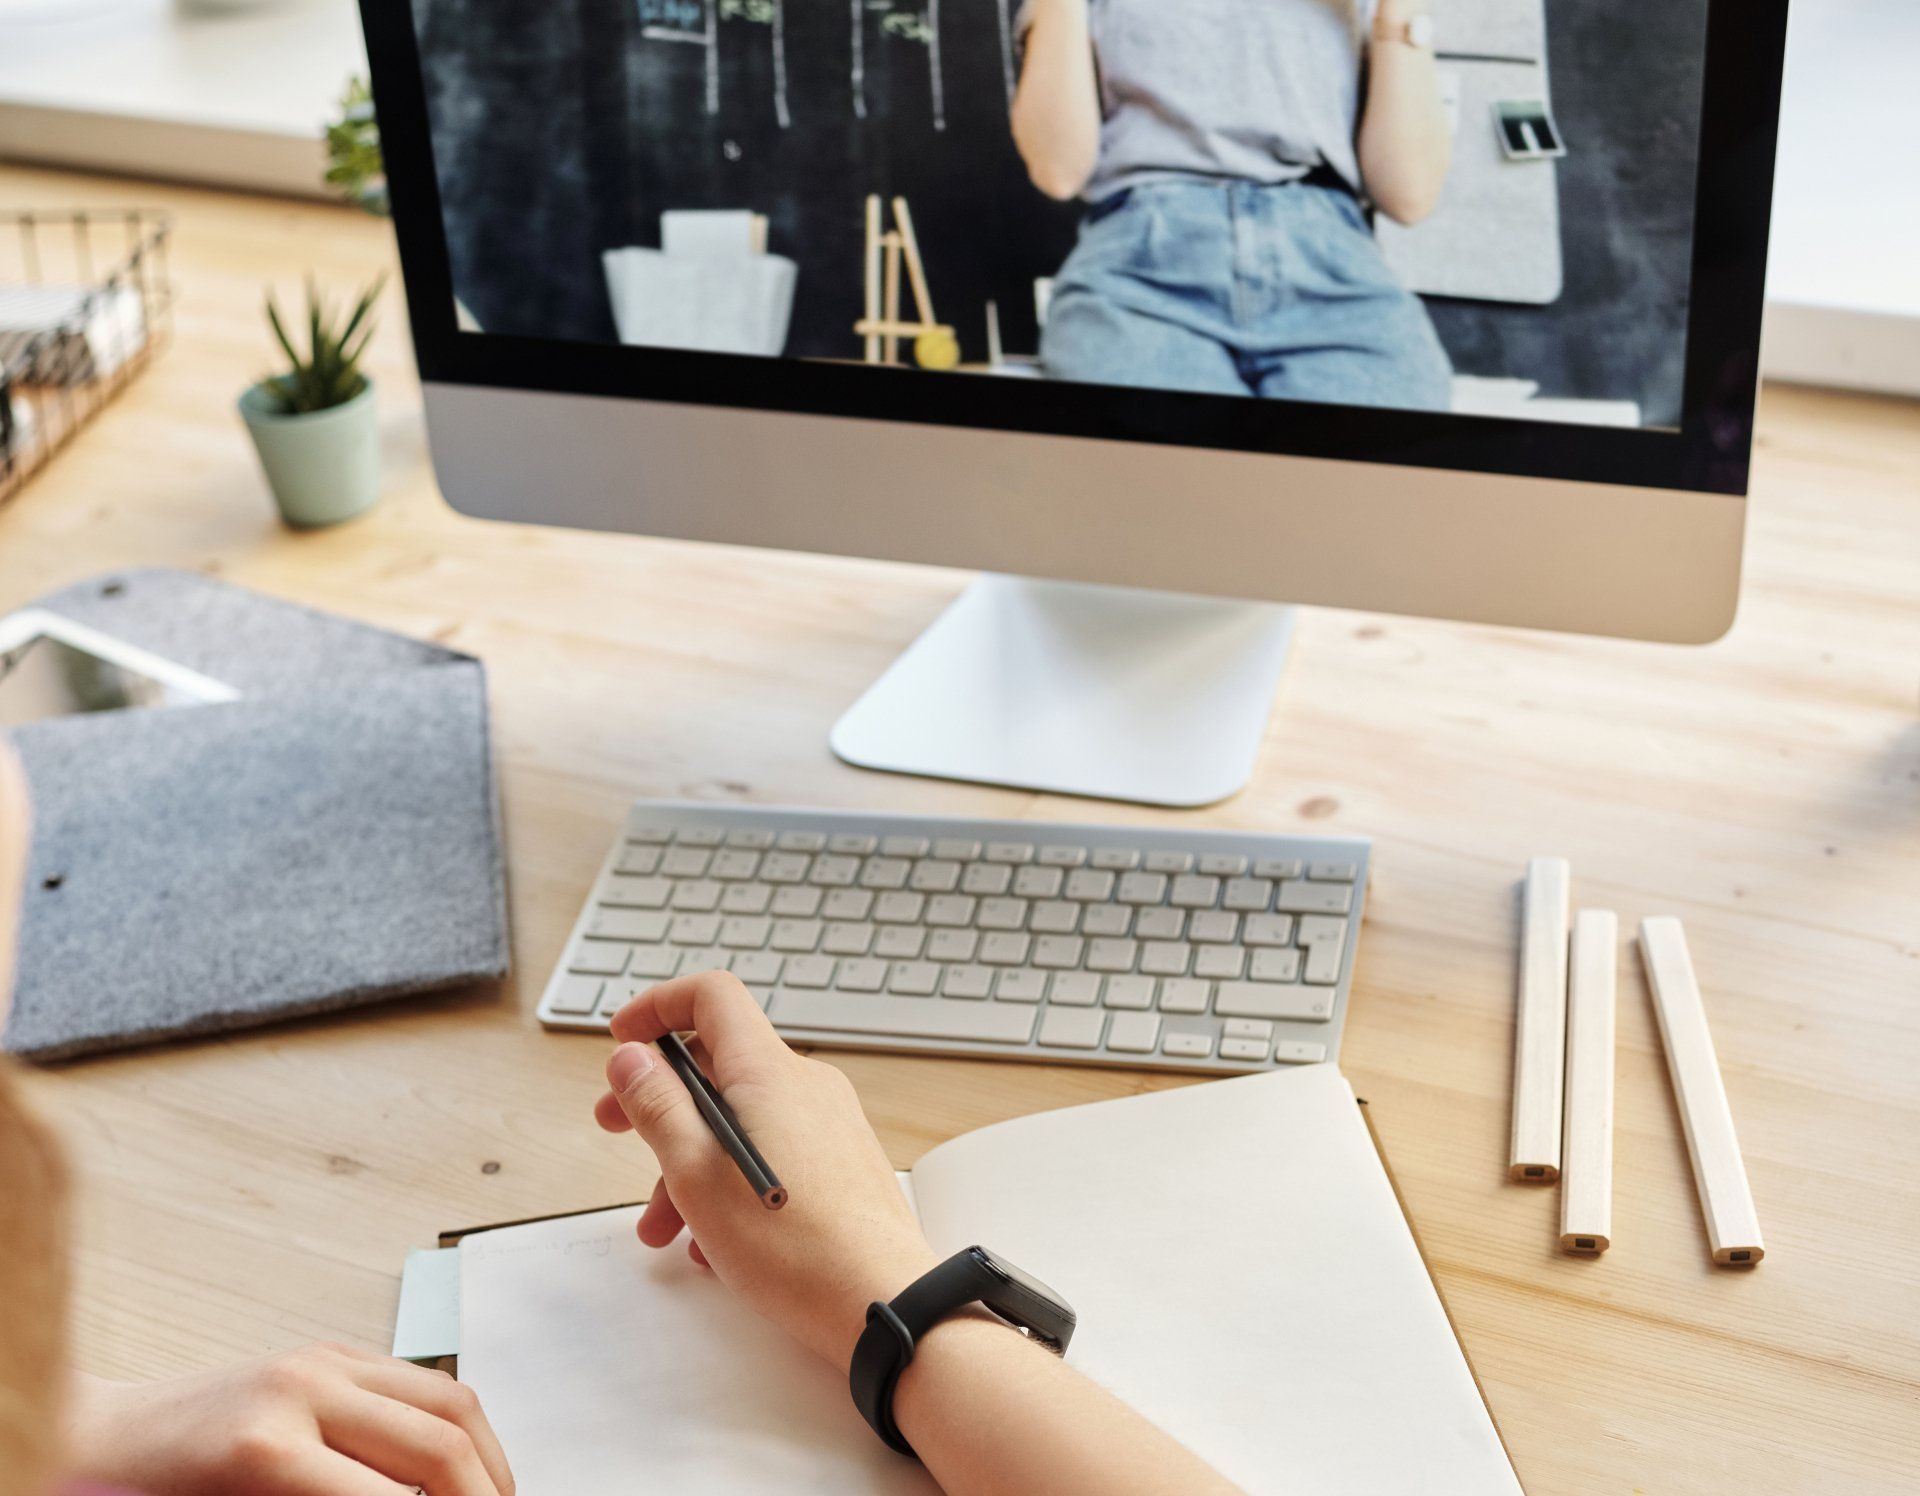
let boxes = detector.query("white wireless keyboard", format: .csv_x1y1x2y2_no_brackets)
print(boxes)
538,802,1369,1076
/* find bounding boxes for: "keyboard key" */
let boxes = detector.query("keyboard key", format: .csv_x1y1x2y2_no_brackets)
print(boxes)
1038,1008,1105,1049
719,916,772,948
707,849,761,880
1220,1036,1271,1063
978,933,1032,965
1297,915,1349,984
568,941,629,976
822,889,874,921
944,965,994,999
873,892,926,924
859,858,912,890
1222,878,1274,912
674,827,724,848
1215,983,1333,1022
1029,901,1080,934
547,976,603,1015
1309,861,1359,883
873,927,927,960
776,831,825,852
880,835,930,857
821,923,875,956
783,956,836,989
1139,942,1191,977
670,881,722,912
1242,913,1297,946
1037,845,1087,867
1080,905,1133,937
602,876,671,909
770,919,822,952
925,895,977,927
1049,973,1102,1007
678,948,733,976
1253,858,1303,879
720,884,773,914
723,829,776,850
1276,880,1353,915
926,929,979,962
1250,948,1302,982
1089,848,1140,870
628,824,675,844
836,958,887,992
887,961,940,996
1103,976,1155,1010
1134,907,1186,941
995,970,1047,1002
1032,935,1085,969
669,914,722,945
730,951,784,987
1169,875,1221,908
1063,869,1116,901
1105,1011,1161,1052
771,887,824,918
933,839,981,860
1144,851,1193,874
984,842,1036,864
660,847,712,878
961,863,1013,896
1086,939,1138,973
1116,872,1168,905
1012,866,1063,899
759,852,811,883
1223,1017,1274,1041
589,909,670,942
910,860,962,893
809,855,861,887
771,990,1036,1045
1158,978,1211,1014
1188,910,1239,943
1198,853,1249,876
628,946,682,980
1275,1040,1328,1064
976,898,1029,931
1193,946,1246,980
616,845,662,876
1162,1030,1214,1059
828,833,878,855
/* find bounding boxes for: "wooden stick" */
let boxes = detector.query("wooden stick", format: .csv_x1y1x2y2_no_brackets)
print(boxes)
882,231,902,366
1560,909,1617,1252
1510,856,1570,1181
890,195,938,326
862,195,881,364
1639,917,1765,1265
853,319,953,338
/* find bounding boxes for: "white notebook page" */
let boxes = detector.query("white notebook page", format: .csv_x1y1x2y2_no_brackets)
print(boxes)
458,1207,939,1496
906,1065,1523,1496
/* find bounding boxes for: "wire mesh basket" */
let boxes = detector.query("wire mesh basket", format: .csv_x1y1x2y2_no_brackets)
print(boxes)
0,209,174,506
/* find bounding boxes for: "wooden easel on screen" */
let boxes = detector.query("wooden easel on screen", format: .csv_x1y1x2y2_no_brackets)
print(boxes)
856,195,960,370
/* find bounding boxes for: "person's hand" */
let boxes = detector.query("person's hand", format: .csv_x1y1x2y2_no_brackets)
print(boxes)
592,971,940,1367
63,1343,513,1495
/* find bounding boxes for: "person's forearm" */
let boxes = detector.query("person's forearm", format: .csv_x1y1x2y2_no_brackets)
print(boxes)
1011,0,1100,200
1357,2,1451,224
893,1314,1243,1496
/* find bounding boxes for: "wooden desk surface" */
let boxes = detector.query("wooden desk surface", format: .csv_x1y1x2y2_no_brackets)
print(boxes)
2,167,1916,1496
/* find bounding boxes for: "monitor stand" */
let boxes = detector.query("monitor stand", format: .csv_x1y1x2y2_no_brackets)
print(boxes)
829,575,1295,808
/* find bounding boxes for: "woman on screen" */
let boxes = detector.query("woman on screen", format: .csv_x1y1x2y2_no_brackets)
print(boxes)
1013,0,1454,410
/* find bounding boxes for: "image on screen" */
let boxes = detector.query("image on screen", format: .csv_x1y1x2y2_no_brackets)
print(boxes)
412,0,1710,431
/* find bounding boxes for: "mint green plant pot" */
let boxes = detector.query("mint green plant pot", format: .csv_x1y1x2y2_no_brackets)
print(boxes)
238,378,380,529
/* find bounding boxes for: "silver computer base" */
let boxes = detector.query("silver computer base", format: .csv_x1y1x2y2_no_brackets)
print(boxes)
829,575,1295,807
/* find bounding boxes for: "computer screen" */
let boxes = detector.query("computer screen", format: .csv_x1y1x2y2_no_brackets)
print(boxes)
370,0,1784,508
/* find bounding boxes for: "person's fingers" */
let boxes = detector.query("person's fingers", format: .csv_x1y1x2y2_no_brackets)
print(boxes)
251,1443,416,1495
608,971,786,1063
592,1089,632,1133
341,1359,515,1496
637,1175,685,1249
317,1384,503,1495
604,1041,712,1173
689,1237,709,1269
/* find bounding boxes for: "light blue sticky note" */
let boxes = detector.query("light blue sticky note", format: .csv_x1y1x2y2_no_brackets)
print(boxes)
392,1246,461,1363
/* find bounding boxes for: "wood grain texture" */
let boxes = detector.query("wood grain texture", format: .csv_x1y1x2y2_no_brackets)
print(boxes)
1,166,1917,1496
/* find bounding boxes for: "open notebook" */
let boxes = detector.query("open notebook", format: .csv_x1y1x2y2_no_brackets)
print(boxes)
457,1066,1523,1495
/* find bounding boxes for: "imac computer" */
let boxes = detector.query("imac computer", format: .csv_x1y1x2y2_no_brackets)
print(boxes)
361,0,1788,807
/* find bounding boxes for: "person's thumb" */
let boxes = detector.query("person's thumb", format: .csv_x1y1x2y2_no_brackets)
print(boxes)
606,1042,704,1169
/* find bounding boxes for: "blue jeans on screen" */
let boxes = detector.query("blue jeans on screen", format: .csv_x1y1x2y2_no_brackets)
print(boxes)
1041,179,1453,411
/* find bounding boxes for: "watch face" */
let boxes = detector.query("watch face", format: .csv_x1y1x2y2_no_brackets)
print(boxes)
973,1246,1065,1305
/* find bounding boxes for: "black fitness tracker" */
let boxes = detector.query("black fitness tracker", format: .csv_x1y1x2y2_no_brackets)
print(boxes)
850,1246,1076,1457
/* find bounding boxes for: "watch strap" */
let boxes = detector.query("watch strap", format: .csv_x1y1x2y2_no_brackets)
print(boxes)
847,1249,1009,1457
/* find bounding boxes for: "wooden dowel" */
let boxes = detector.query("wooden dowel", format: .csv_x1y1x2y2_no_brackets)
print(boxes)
1560,908,1617,1253
891,195,938,325
882,232,902,366
862,194,881,364
1510,856,1570,1181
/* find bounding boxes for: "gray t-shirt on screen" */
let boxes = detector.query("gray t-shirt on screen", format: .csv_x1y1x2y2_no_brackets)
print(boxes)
1019,0,1377,201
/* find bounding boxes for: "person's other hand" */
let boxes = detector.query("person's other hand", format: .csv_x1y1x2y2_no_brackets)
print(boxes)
592,971,939,1366
64,1343,513,1495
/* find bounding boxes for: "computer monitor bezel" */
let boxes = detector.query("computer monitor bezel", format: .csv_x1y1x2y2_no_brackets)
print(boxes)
363,0,1787,498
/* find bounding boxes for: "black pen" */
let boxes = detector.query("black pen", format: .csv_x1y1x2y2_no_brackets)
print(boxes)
656,1032,788,1210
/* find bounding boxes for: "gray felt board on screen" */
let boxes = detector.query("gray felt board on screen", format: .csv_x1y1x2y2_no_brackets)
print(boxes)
2,568,510,1061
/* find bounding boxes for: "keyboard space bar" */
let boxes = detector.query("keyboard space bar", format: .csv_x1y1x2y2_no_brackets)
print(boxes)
768,990,1037,1045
